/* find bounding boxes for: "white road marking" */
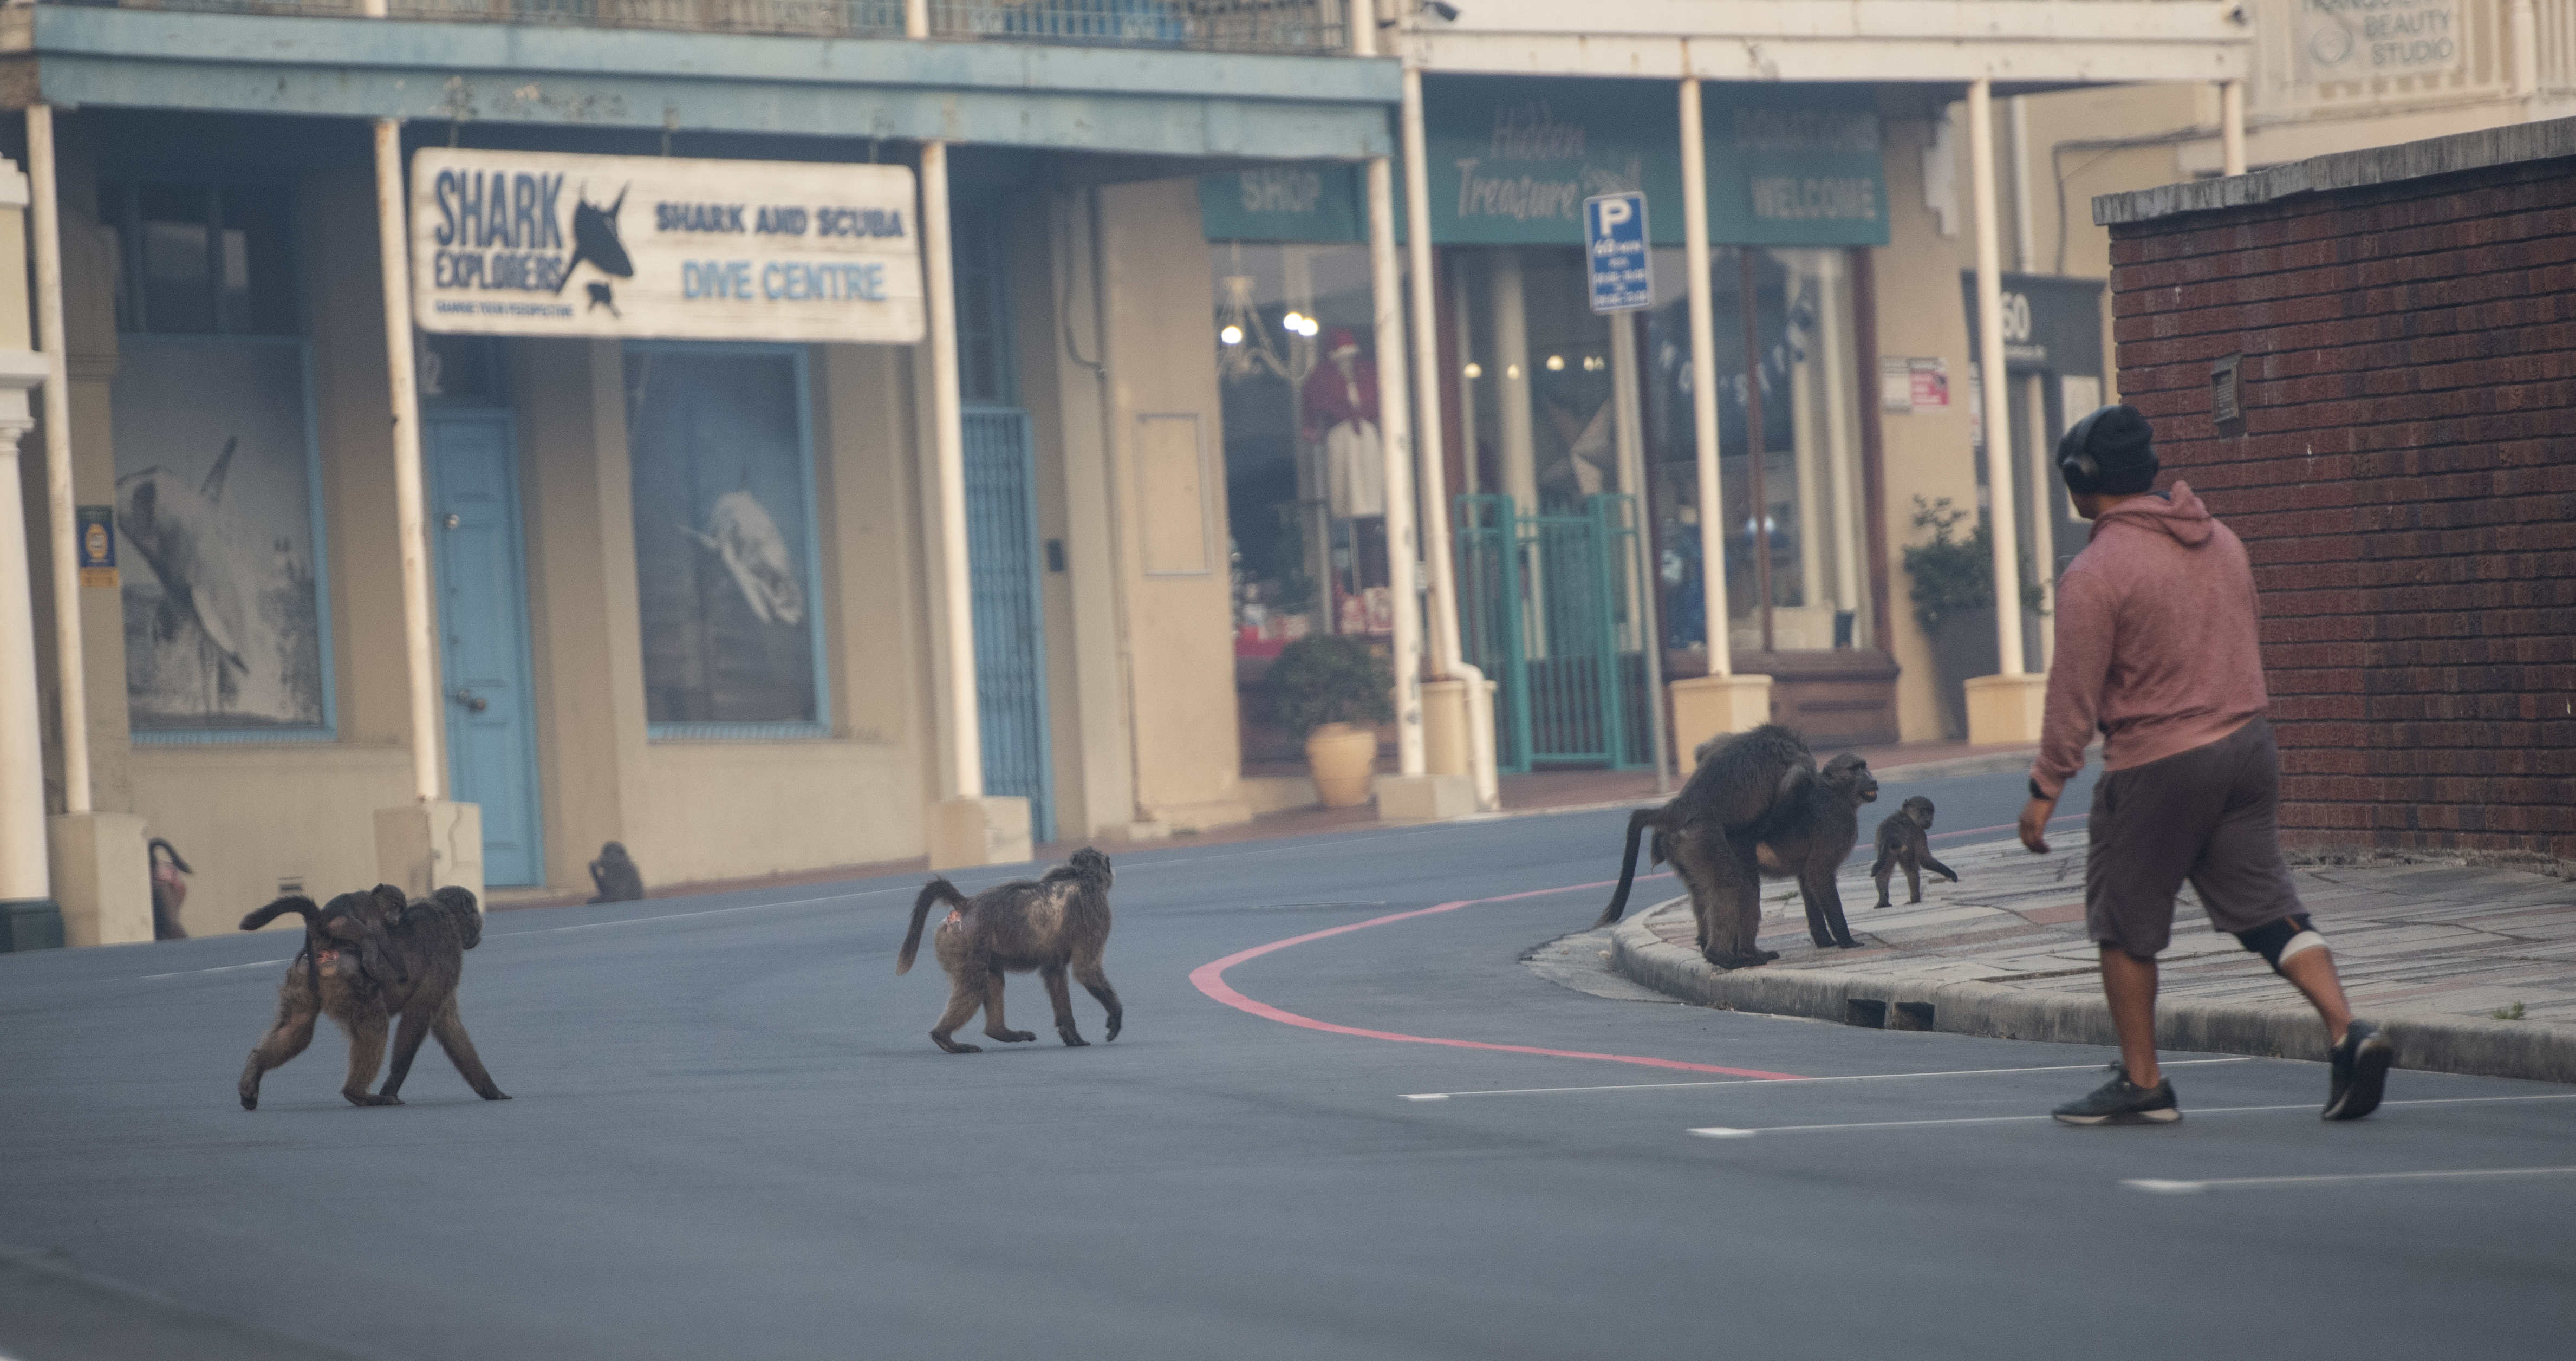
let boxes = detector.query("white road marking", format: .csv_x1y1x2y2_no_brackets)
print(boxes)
1401,1058,2254,1100
1688,1092,2576,1138
139,958,291,981
2124,1166,2576,1195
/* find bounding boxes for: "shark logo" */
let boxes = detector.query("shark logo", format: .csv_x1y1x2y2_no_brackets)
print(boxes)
555,184,635,312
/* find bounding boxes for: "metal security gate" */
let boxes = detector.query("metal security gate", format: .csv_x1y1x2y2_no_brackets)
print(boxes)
964,406,1056,844
1455,493,1653,772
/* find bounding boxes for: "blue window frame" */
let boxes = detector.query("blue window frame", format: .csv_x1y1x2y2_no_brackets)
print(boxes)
624,342,831,741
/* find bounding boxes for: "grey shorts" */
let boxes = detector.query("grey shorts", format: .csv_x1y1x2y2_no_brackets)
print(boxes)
2085,715,2305,957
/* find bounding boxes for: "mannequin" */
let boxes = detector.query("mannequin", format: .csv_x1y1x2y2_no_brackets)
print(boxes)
1301,328,1389,624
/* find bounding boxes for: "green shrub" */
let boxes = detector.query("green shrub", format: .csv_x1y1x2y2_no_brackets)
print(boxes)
1268,634,1394,740
1901,496,2050,638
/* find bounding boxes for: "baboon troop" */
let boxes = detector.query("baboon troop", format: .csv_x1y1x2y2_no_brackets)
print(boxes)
237,884,509,1111
1595,725,1879,968
1871,797,1958,908
588,841,646,904
899,847,1123,1054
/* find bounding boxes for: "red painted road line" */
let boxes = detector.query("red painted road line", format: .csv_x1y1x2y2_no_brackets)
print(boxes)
1188,876,1807,1080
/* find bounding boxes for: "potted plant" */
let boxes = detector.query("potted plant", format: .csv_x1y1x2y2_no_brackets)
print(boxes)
1902,497,2048,739
1267,634,1395,808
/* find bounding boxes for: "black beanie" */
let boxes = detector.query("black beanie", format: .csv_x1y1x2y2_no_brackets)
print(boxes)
2065,403,2159,494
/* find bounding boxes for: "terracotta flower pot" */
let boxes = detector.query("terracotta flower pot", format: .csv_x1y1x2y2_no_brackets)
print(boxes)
1304,721,1379,809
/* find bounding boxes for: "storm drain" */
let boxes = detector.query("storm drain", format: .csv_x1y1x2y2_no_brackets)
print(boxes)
1844,999,1936,1031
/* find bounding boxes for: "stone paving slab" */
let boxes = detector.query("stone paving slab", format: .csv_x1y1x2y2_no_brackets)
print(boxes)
1619,836,2575,1082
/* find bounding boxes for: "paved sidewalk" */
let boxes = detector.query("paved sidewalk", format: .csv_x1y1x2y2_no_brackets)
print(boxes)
1611,836,2576,1083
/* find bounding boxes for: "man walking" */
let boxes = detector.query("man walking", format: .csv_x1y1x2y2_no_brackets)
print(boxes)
2019,405,2396,1126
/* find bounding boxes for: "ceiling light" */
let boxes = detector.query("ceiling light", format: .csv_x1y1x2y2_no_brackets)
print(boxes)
1220,325,1244,346
1545,354,1565,371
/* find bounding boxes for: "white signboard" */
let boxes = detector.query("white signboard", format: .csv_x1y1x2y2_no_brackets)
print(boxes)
411,149,925,343
2295,0,2461,85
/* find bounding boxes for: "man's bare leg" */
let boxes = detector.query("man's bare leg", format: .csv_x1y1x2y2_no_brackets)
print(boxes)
2100,947,2163,1088
2278,947,2354,1044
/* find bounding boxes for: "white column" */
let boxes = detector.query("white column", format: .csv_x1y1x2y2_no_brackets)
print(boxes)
1968,79,2025,676
26,107,86,815
1402,63,1497,808
2025,372,2057,669
1365,155,1424,779
0,361,48,904
1490,252,1535,512
1817,257,1860,616
920,140,981,800
2511,0,2541,98
374,119,441,802
905,0,929,38
2220,80,2247,177
1679,77,1731,675
2009,96,2038,275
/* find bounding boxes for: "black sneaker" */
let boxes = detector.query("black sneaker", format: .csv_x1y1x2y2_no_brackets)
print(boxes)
2324,1019,2397,1121
2052,1065,2183,1126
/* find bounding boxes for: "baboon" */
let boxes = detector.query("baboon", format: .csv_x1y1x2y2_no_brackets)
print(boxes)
588,841,645,904
237,884,509,1110
1747,753,1881,949
1596,725,1829,968
897,847,1122,1054
147,837,192,940
1870,797,1958,908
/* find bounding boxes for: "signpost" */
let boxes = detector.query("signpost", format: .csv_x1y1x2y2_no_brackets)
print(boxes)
1584,191,1651,314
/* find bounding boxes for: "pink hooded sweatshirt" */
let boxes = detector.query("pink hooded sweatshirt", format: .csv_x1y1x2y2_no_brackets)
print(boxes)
2029,481,2267,799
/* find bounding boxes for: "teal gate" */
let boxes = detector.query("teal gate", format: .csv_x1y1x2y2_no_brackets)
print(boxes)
1454,493,1654,772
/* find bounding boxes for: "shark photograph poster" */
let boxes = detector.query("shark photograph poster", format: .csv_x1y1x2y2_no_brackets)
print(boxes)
626,347,820,728
112,339,327,733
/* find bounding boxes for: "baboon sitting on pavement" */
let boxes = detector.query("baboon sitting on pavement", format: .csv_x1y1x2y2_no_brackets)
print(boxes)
1871,796,1958,907
898,848,1122,1054
237,884,509,1110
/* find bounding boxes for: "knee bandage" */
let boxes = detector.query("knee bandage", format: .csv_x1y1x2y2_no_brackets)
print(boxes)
2234,914,2326,975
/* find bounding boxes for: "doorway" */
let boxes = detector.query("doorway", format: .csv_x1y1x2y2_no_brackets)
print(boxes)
426,410,544,887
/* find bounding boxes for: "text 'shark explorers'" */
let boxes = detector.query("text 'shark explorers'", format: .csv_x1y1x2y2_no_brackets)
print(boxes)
408,148,927,344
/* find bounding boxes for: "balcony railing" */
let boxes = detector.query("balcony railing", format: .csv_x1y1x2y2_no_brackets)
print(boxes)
40,0,1353,53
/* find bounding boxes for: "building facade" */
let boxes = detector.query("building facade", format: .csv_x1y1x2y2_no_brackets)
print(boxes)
1,0,2250,946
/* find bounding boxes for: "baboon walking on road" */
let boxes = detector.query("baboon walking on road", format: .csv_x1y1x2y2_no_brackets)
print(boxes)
1871,797,1957,907
899,848,1122,1054
237,885,509,1110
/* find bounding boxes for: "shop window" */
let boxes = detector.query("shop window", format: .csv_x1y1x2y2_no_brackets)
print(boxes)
1209,240,1386,655
953,216,1017,407
105,178,335,744
625,344,828,738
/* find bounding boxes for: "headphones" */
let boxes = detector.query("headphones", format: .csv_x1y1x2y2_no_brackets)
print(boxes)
2058,405,2111,495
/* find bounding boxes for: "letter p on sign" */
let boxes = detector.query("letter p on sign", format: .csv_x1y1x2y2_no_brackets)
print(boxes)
1585,191,1651,314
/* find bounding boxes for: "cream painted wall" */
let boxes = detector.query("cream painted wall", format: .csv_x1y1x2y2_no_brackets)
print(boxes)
515,336,938,889
133,746,413,937
1012,186,1139,841
1095,179,1247,829
1871,116,1987,743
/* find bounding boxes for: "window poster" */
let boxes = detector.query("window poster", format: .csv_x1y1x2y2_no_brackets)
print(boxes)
626,348,820,727
112,340,327,733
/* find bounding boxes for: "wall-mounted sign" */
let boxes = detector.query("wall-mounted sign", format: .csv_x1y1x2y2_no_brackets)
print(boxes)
1959,273,2108,375
2295,0,2459,84
1879,356,1950,413
76,504,116,588
1585,192,1651,313
411,149,925,344
1196,163,1372,244
1701,84,1888,248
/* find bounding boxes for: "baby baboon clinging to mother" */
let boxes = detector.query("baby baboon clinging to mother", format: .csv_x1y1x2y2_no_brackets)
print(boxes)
1871,796,1958,908
1595,725,1877,967
898,847,1122,1054
237,884,509,1110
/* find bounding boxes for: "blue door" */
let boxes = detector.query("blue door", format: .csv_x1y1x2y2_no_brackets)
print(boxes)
964,406,1056,844
427,413,544,886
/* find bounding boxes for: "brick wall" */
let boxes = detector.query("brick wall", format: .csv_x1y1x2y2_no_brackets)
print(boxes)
2108,156,2575,863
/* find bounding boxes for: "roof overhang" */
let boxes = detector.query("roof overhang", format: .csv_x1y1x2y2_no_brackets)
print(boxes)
1393,0,2251,87
0,8,1401,160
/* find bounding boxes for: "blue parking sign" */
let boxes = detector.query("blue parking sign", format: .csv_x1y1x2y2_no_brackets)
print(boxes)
1585,192,1651,314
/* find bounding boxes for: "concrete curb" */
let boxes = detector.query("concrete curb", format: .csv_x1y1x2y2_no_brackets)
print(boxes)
1608,899,2576,1086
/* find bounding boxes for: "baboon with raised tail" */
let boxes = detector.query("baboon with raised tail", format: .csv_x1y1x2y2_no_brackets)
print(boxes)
237,884,509,1110
899,848,1122,1054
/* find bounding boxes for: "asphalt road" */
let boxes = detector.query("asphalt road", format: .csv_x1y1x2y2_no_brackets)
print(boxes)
3,766,2569,1361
